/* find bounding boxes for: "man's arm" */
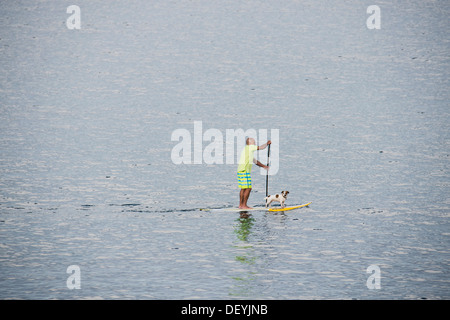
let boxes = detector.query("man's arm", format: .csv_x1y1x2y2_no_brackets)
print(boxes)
257,140,271,150
253,158,269,170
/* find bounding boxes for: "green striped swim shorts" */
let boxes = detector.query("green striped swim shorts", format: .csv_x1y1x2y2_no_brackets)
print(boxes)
237,171,252,189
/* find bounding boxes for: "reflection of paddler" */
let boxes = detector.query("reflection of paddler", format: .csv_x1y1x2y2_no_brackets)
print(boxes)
237,138,271,209
239,212,251,219
235,212,254,242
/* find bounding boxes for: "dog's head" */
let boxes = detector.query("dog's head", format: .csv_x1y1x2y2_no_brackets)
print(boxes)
281,191,289,198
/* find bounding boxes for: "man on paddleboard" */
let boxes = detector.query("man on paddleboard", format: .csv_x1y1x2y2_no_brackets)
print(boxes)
237,138,271,209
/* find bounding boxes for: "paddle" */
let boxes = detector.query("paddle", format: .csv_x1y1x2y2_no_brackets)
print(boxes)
265,143,270,197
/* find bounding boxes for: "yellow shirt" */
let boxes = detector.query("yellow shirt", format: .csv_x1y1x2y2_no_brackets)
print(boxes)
237,145,258,173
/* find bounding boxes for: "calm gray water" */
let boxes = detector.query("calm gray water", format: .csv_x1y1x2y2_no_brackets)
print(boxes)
0,0,449,299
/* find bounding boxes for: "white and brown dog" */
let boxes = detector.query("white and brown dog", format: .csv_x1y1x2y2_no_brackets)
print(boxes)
265,191,289,208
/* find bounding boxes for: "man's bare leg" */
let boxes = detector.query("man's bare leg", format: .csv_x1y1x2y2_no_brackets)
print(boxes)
239,188,252,209
239,189,245,208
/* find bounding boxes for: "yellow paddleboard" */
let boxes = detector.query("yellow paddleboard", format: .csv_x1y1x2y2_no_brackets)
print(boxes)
268,202,312,212
202,202,311,212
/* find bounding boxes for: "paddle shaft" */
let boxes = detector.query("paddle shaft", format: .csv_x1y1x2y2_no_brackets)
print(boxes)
265,143,270,197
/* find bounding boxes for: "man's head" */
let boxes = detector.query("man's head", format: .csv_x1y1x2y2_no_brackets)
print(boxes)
246,137,256,145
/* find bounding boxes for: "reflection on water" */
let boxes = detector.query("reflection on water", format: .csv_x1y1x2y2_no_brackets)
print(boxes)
230,212,289,299
230,212,257,298
234,212,254,242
